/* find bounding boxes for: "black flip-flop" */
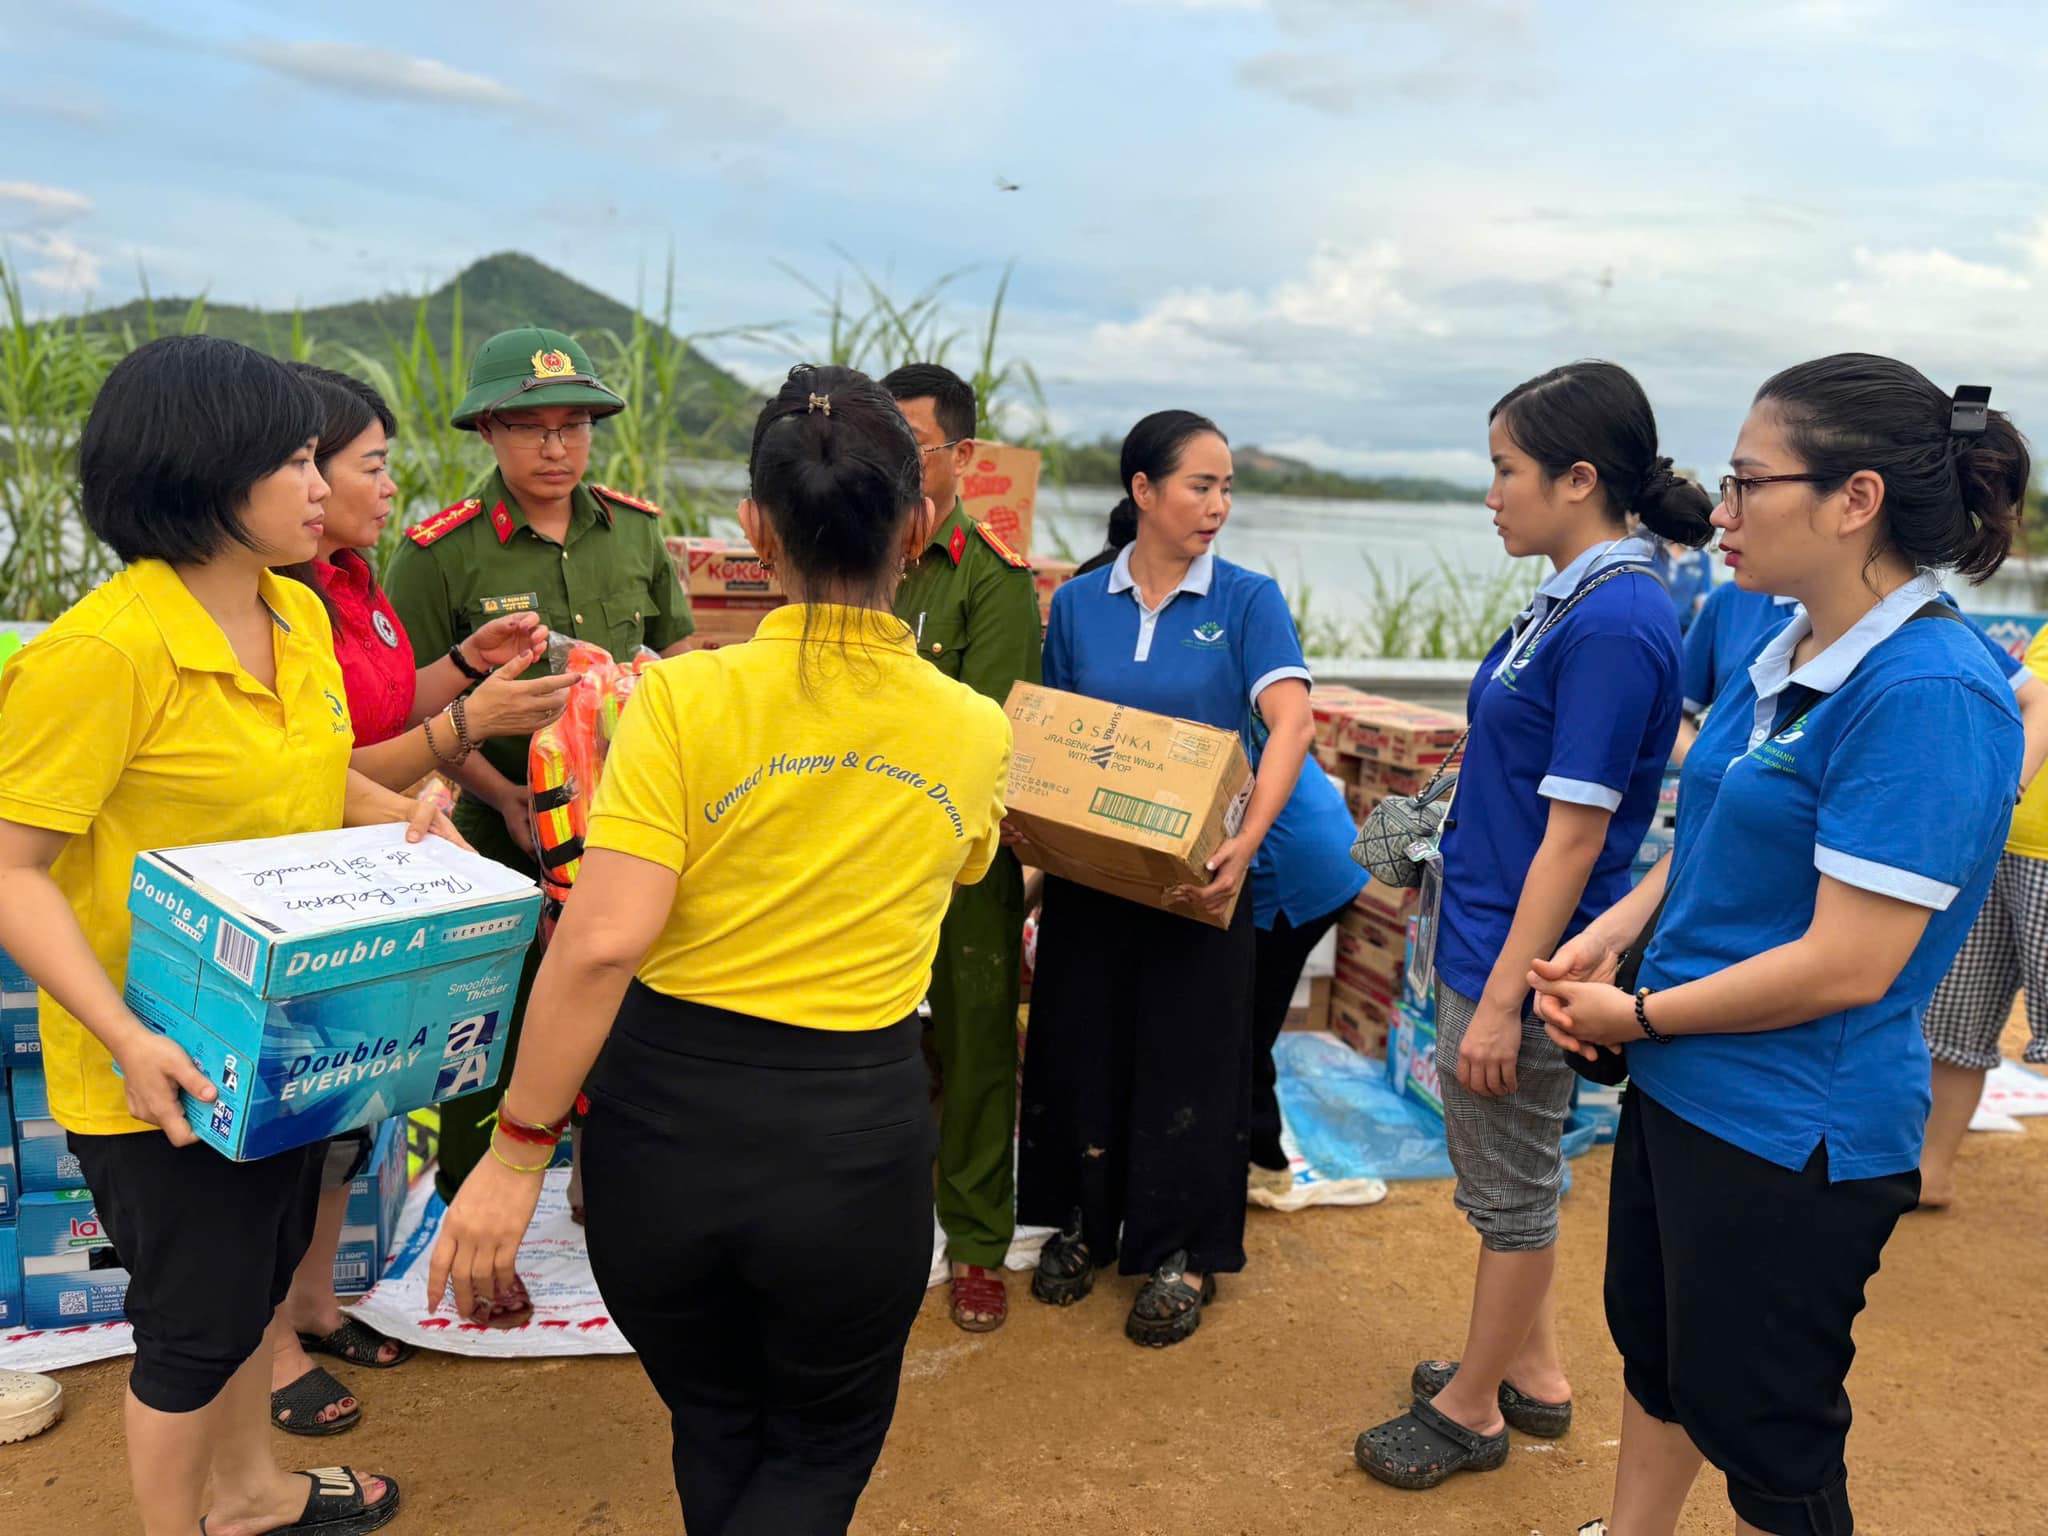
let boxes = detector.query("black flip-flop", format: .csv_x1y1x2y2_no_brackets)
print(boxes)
270,1367,360,1438
1411,1358,1573,1438
298,1318,414,1371
1124,1251,1216,1348
202,1467,400,1535
1354,1396,1510,1489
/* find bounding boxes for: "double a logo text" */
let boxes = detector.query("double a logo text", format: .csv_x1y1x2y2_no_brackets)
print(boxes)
433,1011,502,1099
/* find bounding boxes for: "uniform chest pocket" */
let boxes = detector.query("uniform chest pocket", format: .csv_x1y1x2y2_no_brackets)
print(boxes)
601,592,649,658
918,617,969,679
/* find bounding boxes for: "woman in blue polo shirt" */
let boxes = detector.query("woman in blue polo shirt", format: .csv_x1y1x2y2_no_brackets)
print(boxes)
1356,362,1713,1489
1531,354,2026,1536
1018,410,1317,1348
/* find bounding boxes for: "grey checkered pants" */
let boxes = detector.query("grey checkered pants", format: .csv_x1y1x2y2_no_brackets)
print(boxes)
1923,850,2048,1072
1435,982,1576,1252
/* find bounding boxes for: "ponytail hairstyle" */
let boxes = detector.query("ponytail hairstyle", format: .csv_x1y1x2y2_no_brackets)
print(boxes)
276,363,400,624
1110,408,1227,547
1490,361,1715,548
1754,353,2029,583
747,364,923,680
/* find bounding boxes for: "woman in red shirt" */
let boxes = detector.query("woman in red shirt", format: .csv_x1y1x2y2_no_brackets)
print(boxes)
268,364,575,1437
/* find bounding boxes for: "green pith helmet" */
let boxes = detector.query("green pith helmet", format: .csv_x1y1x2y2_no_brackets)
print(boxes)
450,326,626,431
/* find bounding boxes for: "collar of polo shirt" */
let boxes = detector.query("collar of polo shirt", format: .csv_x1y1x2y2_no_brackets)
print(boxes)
1748,569,1941,708
1106,545,1216,663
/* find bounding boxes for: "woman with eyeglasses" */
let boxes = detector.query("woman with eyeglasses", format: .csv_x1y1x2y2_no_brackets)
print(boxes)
1355,362,1713,1491
1531,356,2027,1536
385,324,696,1238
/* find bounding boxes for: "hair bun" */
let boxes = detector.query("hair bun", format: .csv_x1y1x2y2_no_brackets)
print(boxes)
1632,455,1678,508
1631,456,1716,548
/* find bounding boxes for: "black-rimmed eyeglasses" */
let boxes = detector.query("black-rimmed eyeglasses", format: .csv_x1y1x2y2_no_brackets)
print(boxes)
1718,472,1833,512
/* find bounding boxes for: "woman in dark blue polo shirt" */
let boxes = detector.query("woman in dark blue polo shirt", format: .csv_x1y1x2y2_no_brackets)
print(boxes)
1356,362,1713,1489
1018,410,1317,1348
1531,355,2026,1536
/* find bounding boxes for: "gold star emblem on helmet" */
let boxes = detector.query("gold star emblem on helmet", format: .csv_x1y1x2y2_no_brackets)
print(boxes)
532,347,574,379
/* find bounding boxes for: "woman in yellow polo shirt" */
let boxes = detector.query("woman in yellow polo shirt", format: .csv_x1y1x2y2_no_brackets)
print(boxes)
1918,620,2048,1206
0,337,458,1536
430,364,1011,1535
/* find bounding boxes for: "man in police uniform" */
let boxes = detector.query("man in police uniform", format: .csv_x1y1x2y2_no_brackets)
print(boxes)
387,325,693,1204
884,363,1042,1332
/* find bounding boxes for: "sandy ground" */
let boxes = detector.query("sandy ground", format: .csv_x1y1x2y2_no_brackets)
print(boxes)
9,1046,2046,1534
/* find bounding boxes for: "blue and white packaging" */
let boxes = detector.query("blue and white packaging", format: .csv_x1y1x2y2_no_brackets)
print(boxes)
1573,1077,1624,1144
0,1221,20,1329
19,1188,129,1328
334,1117,408,1297
1387,1001,1442,1120
123,826,541,1162
1,944,36,1060
10,1068,85,1193
0,1107,15,1220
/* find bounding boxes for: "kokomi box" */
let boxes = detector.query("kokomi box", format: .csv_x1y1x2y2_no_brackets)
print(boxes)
665,537,785,601
960,444,1040,556
1002,683,1253,929
122,826,542,1161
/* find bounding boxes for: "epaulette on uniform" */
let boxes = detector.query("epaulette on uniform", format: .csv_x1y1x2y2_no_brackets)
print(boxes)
406,498,484,547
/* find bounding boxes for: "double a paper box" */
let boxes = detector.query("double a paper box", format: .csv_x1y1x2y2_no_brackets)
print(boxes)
0,1108,14,1220
0,1221,20,1329
334,1116,407,1297
122,826,542,1161
1002,684,1253,929
10,1068,83,1193
1,943,37,1059
20,1188,129,1328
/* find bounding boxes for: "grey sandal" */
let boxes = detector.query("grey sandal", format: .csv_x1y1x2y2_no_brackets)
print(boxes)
1354,1396,1510,1490
1411,1358,1574,1438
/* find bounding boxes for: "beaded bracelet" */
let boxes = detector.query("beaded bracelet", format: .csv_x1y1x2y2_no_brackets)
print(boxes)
423,714,465,767
449,696,474,757
448,642,490,684
1634,987,1671,1044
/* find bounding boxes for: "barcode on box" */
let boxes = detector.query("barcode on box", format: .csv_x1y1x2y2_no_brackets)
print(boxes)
214,922,258,985
58,1291,86,1317
334,1262,368,1284
1087,788,1190,839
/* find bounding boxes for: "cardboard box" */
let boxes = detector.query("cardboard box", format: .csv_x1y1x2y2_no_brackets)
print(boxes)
334,1117,408,1297
1388,1002,1443,1119
1002,683,1253,929
1329,984,1390,1060
121,826,541,1161
664,537,784,601
0,1221,19,1330
19,1188,129,1328
960,443,1040,556
10,1069,83,1193
1309,686,1379,750
1030,559,1076,625
0,1106,14,1220
2,945,36,1060
1339,697,1465,770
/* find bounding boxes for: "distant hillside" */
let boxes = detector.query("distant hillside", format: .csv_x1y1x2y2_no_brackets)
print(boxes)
80,252,754,449
1053,437,1478,503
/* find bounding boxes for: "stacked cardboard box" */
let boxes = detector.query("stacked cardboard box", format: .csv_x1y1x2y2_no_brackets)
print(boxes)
0,1219,18,1330
334,1118,409,1298
1633,764,1681,881
2,945,36,1061
1330,881,1420,1060
666,538,788,652
10,1069,84,1195
1310,688,1464,824
960,444,1040,556
1029,559,1076,626
19,1187,128,1328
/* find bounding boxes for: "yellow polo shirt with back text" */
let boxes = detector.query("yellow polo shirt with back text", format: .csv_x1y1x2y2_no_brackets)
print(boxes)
0,561,353,1134
587,604,1012,1030
2005,623,2048,860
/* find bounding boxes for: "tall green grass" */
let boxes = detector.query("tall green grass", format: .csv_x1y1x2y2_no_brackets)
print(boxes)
1280,554,1539,660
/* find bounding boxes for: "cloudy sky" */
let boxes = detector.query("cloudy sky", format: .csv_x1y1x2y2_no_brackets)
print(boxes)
6,0,2047,484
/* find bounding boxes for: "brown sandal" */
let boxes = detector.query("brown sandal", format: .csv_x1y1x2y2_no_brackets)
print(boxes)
949,1266,1008,1333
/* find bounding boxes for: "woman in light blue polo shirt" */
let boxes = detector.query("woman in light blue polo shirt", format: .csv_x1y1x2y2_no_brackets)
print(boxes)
1532,354,2026,1536
1356,362,1714,1490
1017,410,1317,1348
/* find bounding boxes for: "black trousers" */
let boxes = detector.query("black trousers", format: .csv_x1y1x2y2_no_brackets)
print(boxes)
1606,1086,1917,1536
1248,902,1351,1171
1017,877,1257,1276
581,984,934,1536
69,1131,321,1414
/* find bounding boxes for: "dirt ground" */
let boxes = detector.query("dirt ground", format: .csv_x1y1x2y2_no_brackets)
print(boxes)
9,1054,2046,1535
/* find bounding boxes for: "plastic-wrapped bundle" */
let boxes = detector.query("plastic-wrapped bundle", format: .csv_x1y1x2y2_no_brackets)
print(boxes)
527,641,658,927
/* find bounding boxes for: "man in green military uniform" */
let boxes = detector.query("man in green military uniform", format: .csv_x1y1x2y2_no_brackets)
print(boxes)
386,326,693,1212
884,363,1042,1332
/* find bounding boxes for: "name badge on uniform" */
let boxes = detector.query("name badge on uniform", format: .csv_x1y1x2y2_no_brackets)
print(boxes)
371,610,400,649
477,592,541,618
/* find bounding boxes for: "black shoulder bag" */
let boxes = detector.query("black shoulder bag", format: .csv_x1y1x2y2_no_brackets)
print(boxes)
1567,599,1967,1084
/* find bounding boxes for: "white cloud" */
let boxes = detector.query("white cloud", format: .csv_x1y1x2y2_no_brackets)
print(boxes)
16,233,101,293
1848,246,2031,293
0,182,93,220
239,41,517,107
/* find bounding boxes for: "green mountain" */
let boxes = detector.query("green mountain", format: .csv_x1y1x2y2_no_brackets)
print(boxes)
1053,437,1479,503
81,252,752,445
